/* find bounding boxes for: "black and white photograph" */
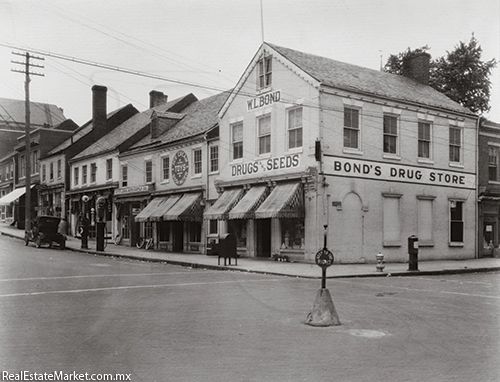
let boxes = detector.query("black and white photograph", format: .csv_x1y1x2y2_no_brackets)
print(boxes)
0,1,499,381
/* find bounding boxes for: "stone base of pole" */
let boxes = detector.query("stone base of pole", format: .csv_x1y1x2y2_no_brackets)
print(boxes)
305,288,341,327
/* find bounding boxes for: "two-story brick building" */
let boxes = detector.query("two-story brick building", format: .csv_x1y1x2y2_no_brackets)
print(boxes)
209,43,478,263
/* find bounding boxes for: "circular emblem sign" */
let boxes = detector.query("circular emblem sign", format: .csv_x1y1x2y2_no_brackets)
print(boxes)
315,248,334,269
172,150,189,185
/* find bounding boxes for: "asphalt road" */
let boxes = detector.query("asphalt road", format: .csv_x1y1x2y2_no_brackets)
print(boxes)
0,234,499,382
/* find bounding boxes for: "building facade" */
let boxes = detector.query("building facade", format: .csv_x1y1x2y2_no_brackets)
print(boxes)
210,43,478,263
39,86,138,231
478,119,500,257
117,92,226,253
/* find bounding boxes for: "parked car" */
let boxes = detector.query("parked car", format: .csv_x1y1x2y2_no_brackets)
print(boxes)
25,215,66,249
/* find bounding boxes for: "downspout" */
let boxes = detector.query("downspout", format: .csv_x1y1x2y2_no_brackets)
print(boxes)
476,116,480,259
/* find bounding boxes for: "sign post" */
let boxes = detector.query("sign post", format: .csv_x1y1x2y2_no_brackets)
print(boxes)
305,225,341,327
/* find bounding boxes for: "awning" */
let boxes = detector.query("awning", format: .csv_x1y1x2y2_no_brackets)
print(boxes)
149,195,181,221
228,185,269,220
0,185,34,206
253,182,304,219
135,198,167,223
204,188,244,220
163,193,202,222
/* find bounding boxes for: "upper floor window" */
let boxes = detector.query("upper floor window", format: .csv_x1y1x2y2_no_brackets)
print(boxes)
449,127,462,163
20,155,25,178
258,56,272,89
106,159,113,180
90,163,97,183
193,149,202,175
122,165,128,187
210,146,219,173
145,160,153,183
288,107,303,149
32,150,39,174
42,164,46,182
74,167,79,186
258,115,271,155
344,107,360,149
57,159,62,179
162,156,170,181
489,147,498,181
82,165,87,184
418,122,432,159
232,122,243,160
383,115,398,154
50,162,54,181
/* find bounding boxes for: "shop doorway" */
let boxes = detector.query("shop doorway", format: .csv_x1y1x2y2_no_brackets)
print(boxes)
482,222,495,257
172,221,184,252
256,219,271,257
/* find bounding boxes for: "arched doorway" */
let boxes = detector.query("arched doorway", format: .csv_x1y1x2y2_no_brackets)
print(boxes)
340,192,364,262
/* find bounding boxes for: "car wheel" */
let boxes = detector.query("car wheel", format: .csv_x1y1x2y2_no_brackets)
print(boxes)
60,241,66,250
35,237,42,248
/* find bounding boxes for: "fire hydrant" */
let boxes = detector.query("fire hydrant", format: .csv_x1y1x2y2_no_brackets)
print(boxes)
376,252,385,272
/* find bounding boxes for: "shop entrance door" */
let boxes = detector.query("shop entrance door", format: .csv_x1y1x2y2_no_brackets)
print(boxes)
172,221,184,252
256,219,271,257
482,222,495,257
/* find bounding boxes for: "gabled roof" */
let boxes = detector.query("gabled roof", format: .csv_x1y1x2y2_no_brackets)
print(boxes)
0,97,67,130
267,43,472,115
221,43,473,118
45,105,132,157
72,94,197,161
130,91,229,150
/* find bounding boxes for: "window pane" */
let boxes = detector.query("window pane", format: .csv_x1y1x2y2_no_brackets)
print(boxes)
232,123,243,142
259,116,271,135
384,115,397,135
384,135,397,154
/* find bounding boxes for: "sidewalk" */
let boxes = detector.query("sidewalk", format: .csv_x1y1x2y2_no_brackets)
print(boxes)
2,222,500,279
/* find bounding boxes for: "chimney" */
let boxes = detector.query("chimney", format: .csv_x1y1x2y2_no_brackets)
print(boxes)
92,85,107,130
402,52,430,85
149,90,168,108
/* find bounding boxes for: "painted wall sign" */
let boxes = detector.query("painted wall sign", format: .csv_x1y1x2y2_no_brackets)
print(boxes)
247,90,281,111
231,154,300,177
172,150,189,186
324,156,475,189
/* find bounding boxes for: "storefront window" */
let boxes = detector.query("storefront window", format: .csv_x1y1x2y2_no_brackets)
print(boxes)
144,222,153,239
188,221,201,243
228,220,247,247
122,215,130,239
158,221,170,242
280,218,305,249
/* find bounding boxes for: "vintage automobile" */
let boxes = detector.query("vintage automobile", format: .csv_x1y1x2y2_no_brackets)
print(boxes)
24,215,66,249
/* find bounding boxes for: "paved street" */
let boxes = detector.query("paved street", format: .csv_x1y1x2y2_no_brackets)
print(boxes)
0,234,499,382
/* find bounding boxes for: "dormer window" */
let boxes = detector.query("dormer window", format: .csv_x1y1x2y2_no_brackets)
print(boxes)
258,56,272,89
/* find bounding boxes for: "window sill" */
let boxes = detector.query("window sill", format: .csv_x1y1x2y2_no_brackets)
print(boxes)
343,148,363,156
418,240,434,247
286,147,303,154
191,174,202,179
449,162,464,169
449,242,464,247
417,158,434,165
383,241,402,247
209,171,220,175
382,154,401,161
160,180,170,185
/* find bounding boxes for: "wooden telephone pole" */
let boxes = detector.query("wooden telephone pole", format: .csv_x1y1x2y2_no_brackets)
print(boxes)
11,51,44,232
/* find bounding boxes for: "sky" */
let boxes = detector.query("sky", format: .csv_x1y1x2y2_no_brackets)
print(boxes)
0,0,499,126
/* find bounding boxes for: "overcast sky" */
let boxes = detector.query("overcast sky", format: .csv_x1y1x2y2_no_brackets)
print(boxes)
0,0,499,126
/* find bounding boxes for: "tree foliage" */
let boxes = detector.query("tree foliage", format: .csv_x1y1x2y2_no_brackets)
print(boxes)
384,35,497,114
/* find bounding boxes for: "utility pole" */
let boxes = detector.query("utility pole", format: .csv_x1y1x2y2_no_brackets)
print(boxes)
11,52,44,233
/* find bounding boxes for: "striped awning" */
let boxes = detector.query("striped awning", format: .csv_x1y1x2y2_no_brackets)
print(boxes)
149,195,181,221
0,185,34,206
135,197,167,223
228,185,269,220
204,188,244,220
163,193,202,222
253,182,304,219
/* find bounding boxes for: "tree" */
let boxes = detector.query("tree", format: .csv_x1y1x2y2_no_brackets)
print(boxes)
384,35,497,115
